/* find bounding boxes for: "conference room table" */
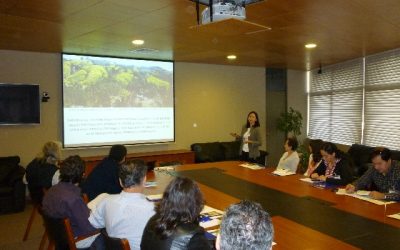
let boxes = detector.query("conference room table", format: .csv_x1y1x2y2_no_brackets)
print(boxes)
143,161,400,250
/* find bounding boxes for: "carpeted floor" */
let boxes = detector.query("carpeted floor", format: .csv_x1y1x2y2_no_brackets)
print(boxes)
0,202,45,250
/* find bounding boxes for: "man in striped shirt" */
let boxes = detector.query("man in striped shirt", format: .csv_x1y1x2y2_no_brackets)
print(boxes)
346,147,400,201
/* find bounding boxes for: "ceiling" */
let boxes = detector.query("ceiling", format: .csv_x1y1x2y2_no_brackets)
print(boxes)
1,0,400,70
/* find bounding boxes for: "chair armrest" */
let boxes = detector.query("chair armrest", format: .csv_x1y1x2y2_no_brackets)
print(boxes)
75,229,101,242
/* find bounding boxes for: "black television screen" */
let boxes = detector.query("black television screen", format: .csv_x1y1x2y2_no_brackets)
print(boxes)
0,83,40,125
62,54,175,148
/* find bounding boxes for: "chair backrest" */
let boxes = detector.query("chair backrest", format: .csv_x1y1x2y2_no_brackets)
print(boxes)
63,218,78,250
41,213,70,250
101,228,131,250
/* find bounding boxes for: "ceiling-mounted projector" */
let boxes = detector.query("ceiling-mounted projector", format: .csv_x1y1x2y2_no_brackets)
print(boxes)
201,2,246,24
189,0,266,27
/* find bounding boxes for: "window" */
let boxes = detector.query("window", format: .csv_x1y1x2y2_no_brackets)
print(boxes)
364,49,400,149
308,59,363,145
308,48,400,149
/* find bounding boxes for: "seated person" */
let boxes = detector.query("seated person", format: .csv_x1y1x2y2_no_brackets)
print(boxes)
89,160,155,250
82,144,127,200
216,200,274,250
141,177,211,250
346,147,400,201
276,137,300,173
304,139,323,177
42,155,99,249
311,142,353,185
25,141,62,204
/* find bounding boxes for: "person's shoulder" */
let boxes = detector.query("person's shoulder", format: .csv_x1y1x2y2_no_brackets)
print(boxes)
144,198,156,209
144,214,158,228
26,158,41,169
89,158,116,175
187,225,211,250
392,160,400,169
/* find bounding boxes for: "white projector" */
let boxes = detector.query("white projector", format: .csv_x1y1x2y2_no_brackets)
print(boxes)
201,2,246,24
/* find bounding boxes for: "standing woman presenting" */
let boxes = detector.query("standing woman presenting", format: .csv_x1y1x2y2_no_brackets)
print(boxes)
231,111,262,163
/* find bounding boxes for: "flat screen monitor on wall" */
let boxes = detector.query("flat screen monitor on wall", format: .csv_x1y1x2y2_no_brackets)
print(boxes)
0,83,40,125
62,54,175,148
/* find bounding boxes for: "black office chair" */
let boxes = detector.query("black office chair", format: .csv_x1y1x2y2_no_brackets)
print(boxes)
101,228,131,250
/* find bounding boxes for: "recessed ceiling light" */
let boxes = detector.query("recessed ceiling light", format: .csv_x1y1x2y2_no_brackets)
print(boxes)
132,40,144,45
305,43,317,49
227,55,237,60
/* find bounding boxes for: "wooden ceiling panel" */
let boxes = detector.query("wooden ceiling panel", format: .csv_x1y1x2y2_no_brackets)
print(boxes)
113,0,174,12
1,0,400,69
188,18,271,36
353,0,400,27
0,14,61,52
0,0,62,22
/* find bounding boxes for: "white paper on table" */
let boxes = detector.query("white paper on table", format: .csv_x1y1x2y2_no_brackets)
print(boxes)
387,213,400,220
272,169,296,176
335,188,395,205
356,190,371,196
87,193,110,212
200,218,221,228
335,188,348,195
299,177,314,183
239,163,264,170
146,194,163,201
144,181,157,188
201,205,224,218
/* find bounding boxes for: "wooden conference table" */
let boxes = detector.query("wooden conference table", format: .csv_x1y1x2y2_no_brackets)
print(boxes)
143,161,400,250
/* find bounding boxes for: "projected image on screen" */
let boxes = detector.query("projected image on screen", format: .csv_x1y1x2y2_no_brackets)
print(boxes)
62,54,174,148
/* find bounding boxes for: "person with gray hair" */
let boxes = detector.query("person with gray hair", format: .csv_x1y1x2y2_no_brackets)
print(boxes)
25,141,62,204
89,160,155,250
216,200,274,250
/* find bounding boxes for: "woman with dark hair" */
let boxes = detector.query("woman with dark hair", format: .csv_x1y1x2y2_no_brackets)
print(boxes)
42,155,100,248
311,142,353,185
141,177,211,250
25,141,62,204
230,111,262,163
276,137,300,173
304,139,323,177
82,144,127,200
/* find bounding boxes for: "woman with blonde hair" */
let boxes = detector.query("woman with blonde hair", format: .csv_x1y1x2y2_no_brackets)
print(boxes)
25,141,62,204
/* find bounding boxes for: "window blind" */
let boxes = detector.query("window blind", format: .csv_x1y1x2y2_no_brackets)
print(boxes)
309,59,363,145
364,49,400,149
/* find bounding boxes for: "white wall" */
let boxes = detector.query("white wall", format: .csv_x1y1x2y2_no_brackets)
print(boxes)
0,50,266,166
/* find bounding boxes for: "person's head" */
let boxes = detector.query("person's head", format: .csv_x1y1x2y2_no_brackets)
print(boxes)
109,144,127,163
284,137,298,152
370,147,392,174
309,139,323,162
216,200,274,250
59,155,85,184
40,141,61,165
155,177,204,238
246,111,260,128
119,160,147,189
320,142,341,163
